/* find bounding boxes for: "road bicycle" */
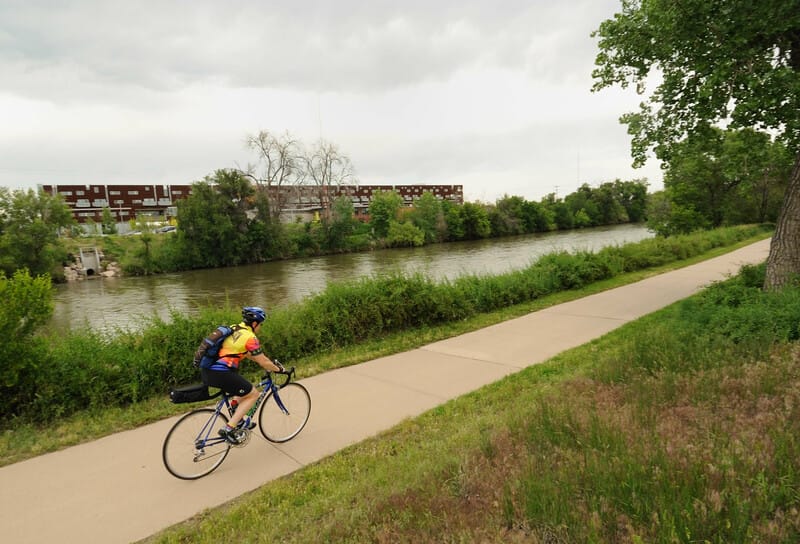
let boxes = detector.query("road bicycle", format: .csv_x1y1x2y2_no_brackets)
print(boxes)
162,367,311,480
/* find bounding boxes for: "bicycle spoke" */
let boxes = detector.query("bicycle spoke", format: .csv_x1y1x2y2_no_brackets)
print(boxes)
258,383,311,443
163,409,231,479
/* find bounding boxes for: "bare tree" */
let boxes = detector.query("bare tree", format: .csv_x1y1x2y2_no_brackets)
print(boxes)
301,139,357,221
243,130,303,221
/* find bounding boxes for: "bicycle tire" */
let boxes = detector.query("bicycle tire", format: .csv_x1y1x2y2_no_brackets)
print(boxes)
258,382,311,443
162,408,231,480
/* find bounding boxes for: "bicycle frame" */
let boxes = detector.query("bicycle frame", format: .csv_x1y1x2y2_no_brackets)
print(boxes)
194,371,292,451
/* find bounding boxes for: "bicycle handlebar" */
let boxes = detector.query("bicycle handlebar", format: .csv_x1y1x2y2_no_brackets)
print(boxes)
262,365,296,388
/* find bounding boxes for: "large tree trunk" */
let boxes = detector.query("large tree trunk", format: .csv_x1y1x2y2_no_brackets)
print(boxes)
764,150,800,290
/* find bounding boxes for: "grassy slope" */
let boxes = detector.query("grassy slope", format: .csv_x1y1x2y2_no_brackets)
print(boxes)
138,233,800,543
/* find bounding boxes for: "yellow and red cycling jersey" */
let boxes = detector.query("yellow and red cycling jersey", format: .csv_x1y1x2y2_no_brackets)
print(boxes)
216,323,263,370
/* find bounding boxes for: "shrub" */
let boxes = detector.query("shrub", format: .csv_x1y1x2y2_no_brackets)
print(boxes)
0,270,53,389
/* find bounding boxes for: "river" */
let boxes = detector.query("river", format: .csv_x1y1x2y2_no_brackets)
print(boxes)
51,224,653,334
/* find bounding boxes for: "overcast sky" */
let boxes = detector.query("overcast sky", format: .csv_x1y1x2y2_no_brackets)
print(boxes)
0,0,663,203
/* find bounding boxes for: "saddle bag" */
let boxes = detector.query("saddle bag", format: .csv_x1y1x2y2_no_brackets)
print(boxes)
169,383,220,404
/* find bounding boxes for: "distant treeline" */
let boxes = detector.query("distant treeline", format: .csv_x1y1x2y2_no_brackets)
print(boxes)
120,173,649,275
2,176,648,280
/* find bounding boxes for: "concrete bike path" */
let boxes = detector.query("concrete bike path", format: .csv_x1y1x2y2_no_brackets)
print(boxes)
0,239,771,544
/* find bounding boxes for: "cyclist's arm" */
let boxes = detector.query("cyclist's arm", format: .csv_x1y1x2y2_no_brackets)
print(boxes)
248,351,283,372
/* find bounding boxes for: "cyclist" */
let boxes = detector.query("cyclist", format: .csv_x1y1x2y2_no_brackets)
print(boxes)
200,306,284,444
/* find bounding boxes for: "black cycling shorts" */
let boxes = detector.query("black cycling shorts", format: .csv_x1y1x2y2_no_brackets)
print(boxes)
200,368,253,397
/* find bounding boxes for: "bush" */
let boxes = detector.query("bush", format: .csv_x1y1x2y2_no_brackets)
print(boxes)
0,270,53,388
386,221,425,247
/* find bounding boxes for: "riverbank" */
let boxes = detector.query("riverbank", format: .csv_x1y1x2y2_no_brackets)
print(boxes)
0,225,771,468
52,223,654,335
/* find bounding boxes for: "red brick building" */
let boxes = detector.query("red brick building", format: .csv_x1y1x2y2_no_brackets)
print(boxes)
40,183,464,224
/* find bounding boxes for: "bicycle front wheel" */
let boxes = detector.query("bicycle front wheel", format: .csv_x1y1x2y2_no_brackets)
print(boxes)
162,408,231,480
258,382,311,443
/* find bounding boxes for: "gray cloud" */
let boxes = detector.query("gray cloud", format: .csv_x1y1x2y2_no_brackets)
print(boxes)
0,0,614,100
0,1,661,201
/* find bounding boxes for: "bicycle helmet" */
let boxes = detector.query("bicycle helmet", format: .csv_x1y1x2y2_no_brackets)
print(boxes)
242,306,267,325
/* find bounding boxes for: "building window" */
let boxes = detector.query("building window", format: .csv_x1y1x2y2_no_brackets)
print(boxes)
128,191,139,196
110,191,121,196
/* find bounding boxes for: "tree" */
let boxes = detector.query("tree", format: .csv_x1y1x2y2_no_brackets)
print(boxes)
409,191,446,243
541,193,574,230
214,168,255,234
0,269,52,388
520,200,555,232
368,190,403,239
490,195,526,236
244,130,302,222
722,130,793,224
101,207,118,235
128,215,158,275
460,202,491,240
302,139,356,221
0,188,74,277
612,179,649,223
659,127,792,233
176,171,251,268
327,195,358,250
592,183,629,225
441,200,465,241
565,184,600,226
593,0,800,289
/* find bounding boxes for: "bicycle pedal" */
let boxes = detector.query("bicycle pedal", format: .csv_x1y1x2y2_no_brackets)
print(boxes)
231,429,251,447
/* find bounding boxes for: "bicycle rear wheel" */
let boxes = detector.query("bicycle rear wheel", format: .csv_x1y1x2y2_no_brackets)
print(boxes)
162,408,231,480
258,383,311,443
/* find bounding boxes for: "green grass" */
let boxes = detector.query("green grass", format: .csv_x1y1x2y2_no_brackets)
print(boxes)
141,249,800,543
0,230,769,470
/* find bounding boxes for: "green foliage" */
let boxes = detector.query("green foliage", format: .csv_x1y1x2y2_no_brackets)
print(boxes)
592,0,800,164
0,270,53,389
655,127,792,235
0,224,771,434
326,196,358,251
368,190,403,238
441,200,465,241
101,207,118,235
386,221,424,247
13,306,237,422
510,269,800,541
260,225,765,361
593,0,800,289
175,179,241,268
0,188,74,277
458,202,491,240
409,191,445,243
174,170,270,269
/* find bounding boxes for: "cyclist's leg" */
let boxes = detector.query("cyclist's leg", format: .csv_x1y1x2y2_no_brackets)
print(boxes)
201,369,255,428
